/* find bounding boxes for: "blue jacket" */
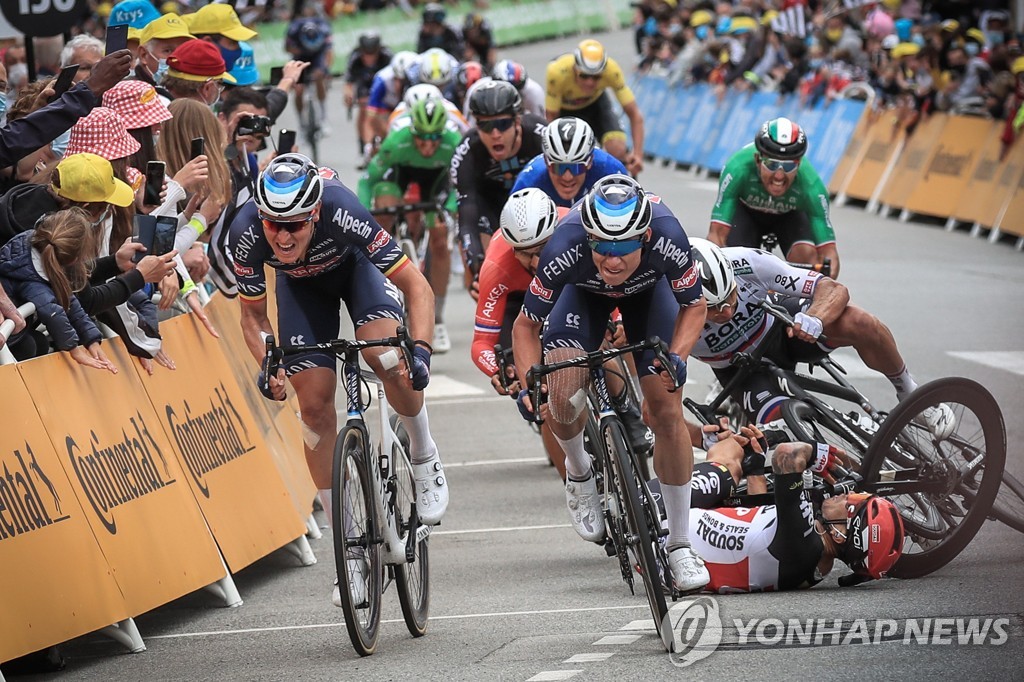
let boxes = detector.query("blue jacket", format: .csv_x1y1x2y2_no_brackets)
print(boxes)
511,148,628,208
0,231,102,351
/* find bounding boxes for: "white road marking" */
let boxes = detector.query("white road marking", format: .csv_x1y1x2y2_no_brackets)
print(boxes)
563,653,615,663
527,672,581,681
619,619,656,632
427,395,510,406
425,375,487,398
433,523,571,536
822,351,881,379
444,457,547,468
592,634,642,645
948,351,1024,377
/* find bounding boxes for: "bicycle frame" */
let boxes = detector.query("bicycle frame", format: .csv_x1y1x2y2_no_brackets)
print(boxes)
371,200,447,268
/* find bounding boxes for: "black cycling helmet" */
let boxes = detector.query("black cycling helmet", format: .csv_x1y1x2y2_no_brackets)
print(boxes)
357,31,381,53
469,80,522,118
422,2,445,23
754,117,808,160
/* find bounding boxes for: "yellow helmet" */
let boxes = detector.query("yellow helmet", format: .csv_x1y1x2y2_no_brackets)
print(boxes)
574,39,607,76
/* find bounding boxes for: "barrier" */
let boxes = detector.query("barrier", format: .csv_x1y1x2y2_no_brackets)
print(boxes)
878,114,948,217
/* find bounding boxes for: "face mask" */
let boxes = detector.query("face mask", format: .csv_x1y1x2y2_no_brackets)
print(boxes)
154,58,169,84
0,94,7,121
7,63,28,87
986,31,1005,47
92,206,110,228
51,128,71,158
219,45,242,71
911,34,925,47
965,42,980,57
810,58,823,70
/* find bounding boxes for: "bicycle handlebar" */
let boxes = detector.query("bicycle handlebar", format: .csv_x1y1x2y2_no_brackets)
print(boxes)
262,326,415,384
759,299,829,345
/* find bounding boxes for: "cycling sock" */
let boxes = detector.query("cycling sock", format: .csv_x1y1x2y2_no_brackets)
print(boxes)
434,295,446,323
662,483,692,550
554,432,590,481
399,403,438,464
318,489,332,529
887,365,918,400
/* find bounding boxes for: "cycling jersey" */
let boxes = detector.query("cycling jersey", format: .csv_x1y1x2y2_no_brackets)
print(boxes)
388,98,469,135
407,50,460,101
471,233,532,376
286,17,333,71
463,76,547,122
345,47,394,99
357,126,461,214
511,148,627,208
367,65,404,114
711,144,836,247
544,53,635,112
451,114,547,267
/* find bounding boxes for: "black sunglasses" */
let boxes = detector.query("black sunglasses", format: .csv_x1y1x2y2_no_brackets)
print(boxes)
477,117,515,133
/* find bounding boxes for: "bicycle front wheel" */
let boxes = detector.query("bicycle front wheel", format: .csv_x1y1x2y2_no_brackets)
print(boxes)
389,415,430,637
333,425,383,656
860,378,1006,579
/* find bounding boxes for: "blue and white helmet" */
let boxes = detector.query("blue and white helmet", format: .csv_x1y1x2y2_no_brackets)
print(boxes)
254,153,324,218
580,174,652,241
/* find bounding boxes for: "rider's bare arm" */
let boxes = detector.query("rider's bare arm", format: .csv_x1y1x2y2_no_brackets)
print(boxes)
817,242,840,279
622,100,645,162
804,277,850,327
670,299,709,359
707,221,730,247
239,295,273,363
389,263,435,346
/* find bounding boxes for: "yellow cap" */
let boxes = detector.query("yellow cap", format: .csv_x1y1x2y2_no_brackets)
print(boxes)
891,42,921,59
941,20,959,33
53,153,135,207
882,0,901,9
729,16,758,34
140,13,194,45
183,4,257,42
761,10,779,26
690,10,713,28
965,28,986,45
1011,56,1024,75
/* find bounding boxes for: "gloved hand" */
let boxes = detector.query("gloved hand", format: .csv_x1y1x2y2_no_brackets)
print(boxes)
660,352,687,392
256,370,283,401
516,388,536,422
810,442,842,474
793,312,824,341
411,345,431,391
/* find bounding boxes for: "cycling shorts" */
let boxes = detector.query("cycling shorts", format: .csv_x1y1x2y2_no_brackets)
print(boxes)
542,278,677,378
562,91,626,146
274,252,404,375
689,461,737,508
297,52,330,84
726,203,815,255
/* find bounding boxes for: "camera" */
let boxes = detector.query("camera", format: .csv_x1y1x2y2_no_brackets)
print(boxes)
236,114,272,137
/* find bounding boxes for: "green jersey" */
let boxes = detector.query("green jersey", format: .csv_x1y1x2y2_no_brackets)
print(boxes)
711,144,835,245
357,126,462,213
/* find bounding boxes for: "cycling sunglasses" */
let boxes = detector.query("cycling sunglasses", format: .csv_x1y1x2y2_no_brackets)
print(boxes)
577,72,601,81
709,285,738,312
259,213,314,234
760,157,799,173
549,161,589,176
477,117,516,133
588,237,645,256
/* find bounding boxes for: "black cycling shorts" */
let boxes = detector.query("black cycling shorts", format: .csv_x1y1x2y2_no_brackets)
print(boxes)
689,461,736,508
726,203,815,255
563,90,624,146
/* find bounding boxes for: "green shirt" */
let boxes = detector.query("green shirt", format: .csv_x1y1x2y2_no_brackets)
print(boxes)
711,144,835,245
357,126,462,214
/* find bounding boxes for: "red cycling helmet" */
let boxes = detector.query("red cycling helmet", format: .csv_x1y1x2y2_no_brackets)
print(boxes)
841,493,905,580
457,60,484,91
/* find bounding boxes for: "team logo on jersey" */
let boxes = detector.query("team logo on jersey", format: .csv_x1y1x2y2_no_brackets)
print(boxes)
529,277,553,301
233,264,254,277
802,271,820,295
672,264,699,292
366,229,391,255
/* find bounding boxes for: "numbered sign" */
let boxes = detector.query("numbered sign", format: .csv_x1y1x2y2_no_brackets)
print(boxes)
2,0,89,37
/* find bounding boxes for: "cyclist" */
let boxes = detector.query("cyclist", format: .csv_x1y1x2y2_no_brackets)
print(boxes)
358,97,461,354
512,117,627,207
343,32,393,155
228,156,449,604
388,83,470,136
416,3,464,57
708,117,840,277
409,48,460,102
545,39,645,175
462,13,496,69
687,238,955,438
450,80,546,291
285,1,334,134
491,60,546,119
453,60,485,113
511,174,711,593
365,50,418,156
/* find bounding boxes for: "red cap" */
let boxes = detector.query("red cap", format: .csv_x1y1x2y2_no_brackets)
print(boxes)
166,39,236,83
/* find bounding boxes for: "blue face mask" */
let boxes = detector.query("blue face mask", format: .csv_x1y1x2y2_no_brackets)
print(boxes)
965,42,980,57
154,58,169,84
51,128,71,158
0,94,7,121
985,30,1005,47
911,34,925,47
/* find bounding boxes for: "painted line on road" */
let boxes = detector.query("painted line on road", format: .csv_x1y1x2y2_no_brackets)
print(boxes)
527,671,581,681
433,523,571,536
593,634,642,645
443,457,548,468
425,375,487,398
947,350,1024,376
564,652,615,663
619,619,657,632
426,395,510,406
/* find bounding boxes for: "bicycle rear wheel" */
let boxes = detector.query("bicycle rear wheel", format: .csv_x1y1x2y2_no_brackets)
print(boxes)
333,425,382,656
990,472,1024,533
860,378,1006,579
389,415,430,637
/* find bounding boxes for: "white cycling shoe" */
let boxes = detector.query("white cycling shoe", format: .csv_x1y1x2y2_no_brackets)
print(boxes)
668,546,710,593
565,474,605,543
412,452,449,525
333,557,368,607
433,323,451,354
915,403,956,440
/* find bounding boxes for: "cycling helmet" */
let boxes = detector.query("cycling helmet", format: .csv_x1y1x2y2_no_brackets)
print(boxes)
469,80,522,117
418,48,455,88
298,21,327,53
580,174,652,241
255,153,323,218
689,238,736,306
404,83,444,108
457,61,484,91
410,96,448,136
574,39,608,76
500,188,559,248
357,31,381,53
755,117,808,161
390,50,418,81
492,59,528,90
463,12,486,31
422,2,445,24
840,493,905,580
543,117,596,165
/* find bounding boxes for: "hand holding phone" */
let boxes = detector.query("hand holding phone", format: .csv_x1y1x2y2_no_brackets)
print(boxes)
190,137,206,160
48,64,79,103
144,161,165,206
277,129,296,154
270,66,284,87
132,215,157,264
153,216,178,257
105,24,129,55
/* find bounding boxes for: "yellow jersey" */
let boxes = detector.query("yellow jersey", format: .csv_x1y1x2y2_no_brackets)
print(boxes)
544,53,636,112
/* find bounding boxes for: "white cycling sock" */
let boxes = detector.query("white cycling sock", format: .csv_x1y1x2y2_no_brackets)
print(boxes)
662,483,692,550
318,489,332,529
399,403,437,464
554,432,590,481
887,365,918,400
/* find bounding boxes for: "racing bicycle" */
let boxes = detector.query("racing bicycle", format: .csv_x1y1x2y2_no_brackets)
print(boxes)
370,200,447,269
264,328,430,656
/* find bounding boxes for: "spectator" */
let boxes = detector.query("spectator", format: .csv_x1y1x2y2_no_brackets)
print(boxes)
183,2,257,72
103,79,172,172
108,0,161,30
0,80,62,193
162,39,236,105
137,13,195,87
417,3,463,57
59,35,105,85
4,46,29,98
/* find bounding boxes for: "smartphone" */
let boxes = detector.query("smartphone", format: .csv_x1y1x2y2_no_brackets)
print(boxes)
190,137,206,160
105,24,129,55
132,214,157,264
153,216,178,257
269,66,284,87
144,161,164,206
277,129,296,153
48,64,79,102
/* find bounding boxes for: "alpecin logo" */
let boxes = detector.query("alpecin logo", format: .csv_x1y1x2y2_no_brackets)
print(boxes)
166,384,255,499
0,443,70,541
67,414,175,535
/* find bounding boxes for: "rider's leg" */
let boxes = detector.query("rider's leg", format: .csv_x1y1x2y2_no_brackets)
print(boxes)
541,422,567,481
289,367,339,527
544,349,591,480
294,82,305,116
823,304,915,396
784,240,819,265
603,135,628,166
427,213,450,320
314,71,329,122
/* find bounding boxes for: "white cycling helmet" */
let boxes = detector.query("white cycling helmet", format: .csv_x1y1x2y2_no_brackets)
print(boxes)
255,153,324,218
417,48,455,87
390,50,418,81
543,117,596,165
404,82,445,109
500,188,559,248
580,174,652,241
689,238,736,306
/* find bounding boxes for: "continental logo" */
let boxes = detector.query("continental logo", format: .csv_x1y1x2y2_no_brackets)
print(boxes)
0,444,69,542
925,146,973,178
68,414,174,535
972,158,997,182
904,149,928,171
866,140,890,162
166,385,255,499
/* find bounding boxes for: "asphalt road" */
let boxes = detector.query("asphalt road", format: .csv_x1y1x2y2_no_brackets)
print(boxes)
23,28,1024,682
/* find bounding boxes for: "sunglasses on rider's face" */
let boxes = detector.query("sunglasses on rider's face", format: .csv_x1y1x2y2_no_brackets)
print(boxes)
760,157,799,173
514,244,544,258
549,161,589,176
260,213,314,234
414,131,443,141
710,286,738,312
477,117,515,133
588,237,645,256
577,72,601,81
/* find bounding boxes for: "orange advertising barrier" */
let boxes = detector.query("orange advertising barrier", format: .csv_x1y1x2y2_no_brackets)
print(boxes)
136,313,306,572
17,340,227,617
827,106,873,195
991,137,1024,238
0,364,129,663
950,123,1007,228
841,115,905,201
877,114,948,211
902,115,991,219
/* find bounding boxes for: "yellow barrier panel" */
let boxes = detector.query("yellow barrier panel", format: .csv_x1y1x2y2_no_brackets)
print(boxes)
992,137,1024,237
950,122,1006,227
903,116,992,219
17,340,226,617
828,106,873,195
842,116,905,201
877,114,948,211
0,364,129,664
136,314,307,572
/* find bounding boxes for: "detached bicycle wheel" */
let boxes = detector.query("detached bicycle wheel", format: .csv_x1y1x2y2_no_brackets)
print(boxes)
389,415,430,637
859,378,1006,579
333,425,382,656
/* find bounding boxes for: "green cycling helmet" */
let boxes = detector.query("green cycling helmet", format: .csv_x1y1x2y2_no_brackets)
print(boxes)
410,96,448,136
